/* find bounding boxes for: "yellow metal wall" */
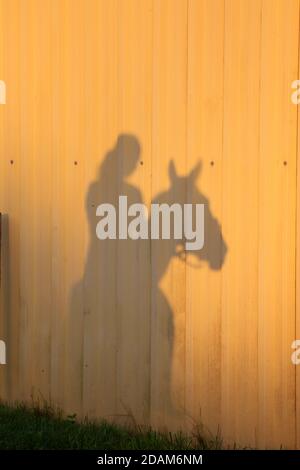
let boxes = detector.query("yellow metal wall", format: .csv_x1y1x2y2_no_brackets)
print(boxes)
0,0,299,448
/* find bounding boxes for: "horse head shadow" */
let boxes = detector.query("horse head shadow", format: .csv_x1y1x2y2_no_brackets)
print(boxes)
152,159,227,278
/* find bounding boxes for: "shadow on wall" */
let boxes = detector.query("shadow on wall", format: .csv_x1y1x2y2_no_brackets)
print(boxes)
66,134,227,427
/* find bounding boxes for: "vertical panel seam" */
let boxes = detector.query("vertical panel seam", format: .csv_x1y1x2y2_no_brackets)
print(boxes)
256,0,263,448
149,0,154,426
220,0,226,437
295,0,300,450
184,0,189,422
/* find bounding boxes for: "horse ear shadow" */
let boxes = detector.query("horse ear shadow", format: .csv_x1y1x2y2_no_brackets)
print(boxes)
189,161,202,182
168,160,177,183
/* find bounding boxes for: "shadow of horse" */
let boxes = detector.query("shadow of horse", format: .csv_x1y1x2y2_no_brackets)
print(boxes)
150,160,227,427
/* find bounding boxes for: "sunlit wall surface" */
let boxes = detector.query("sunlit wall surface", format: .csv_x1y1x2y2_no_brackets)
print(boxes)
0,0,299,449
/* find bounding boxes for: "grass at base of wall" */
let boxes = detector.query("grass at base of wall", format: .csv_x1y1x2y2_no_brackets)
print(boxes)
0,401,223,450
